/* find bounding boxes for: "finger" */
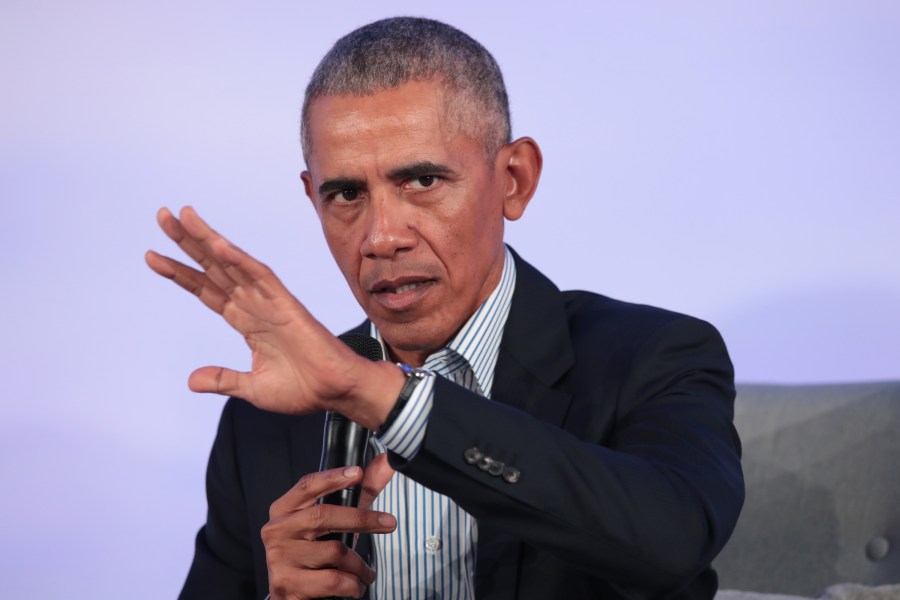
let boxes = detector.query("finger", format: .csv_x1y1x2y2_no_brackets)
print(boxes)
180,206,296,302
302,567,371,598
270,467,365,517
268,539,376,584
188,365,253,399
359,453,395,510
286,504,396,541
268,564,369,599
145,250,229,314
147,252,269,346
157,207,240,294
178,206,259,290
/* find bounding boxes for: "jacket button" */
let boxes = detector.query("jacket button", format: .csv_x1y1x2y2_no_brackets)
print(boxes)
502,466,521,484
478,456,493,471
488,460,505,476
464,447,482,464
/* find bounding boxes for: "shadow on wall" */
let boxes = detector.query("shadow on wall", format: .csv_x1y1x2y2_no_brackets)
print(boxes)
714,382,900,596
716,445,841,594
716,283,900,383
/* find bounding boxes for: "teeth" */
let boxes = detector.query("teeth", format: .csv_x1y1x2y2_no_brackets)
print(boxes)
392,282,422,294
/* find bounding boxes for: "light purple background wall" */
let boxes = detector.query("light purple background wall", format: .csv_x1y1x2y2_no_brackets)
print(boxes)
1,1,898,597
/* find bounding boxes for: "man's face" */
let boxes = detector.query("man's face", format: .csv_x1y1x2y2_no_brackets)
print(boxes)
302,80,508,365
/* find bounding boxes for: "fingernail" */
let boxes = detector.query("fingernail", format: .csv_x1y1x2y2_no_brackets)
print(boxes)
378,513,396,527
343,466,360,478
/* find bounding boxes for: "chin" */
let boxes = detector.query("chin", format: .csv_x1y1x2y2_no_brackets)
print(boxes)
376,319,452,360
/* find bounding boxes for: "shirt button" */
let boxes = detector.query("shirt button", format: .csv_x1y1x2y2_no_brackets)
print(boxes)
425,536,442,554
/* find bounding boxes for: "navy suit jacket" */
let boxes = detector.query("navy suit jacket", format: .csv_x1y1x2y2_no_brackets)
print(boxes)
179,250,744,599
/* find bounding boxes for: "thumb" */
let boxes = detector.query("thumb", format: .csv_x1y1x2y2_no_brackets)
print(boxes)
188,366,251,399
359,453,395,510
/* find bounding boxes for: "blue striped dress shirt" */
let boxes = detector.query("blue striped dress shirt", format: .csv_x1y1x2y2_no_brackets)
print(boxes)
368,245,517,600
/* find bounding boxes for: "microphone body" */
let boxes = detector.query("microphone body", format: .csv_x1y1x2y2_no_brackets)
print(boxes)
317,333,384,549
318,412,369,511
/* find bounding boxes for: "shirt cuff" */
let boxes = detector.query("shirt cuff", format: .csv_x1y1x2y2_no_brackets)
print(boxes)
375,372,435,460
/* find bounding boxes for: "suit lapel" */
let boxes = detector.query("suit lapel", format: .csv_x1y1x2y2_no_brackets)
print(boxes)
475,249,575,599
493,248,575,425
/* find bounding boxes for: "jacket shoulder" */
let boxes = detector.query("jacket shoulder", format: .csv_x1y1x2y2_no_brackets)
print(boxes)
561,290,721,347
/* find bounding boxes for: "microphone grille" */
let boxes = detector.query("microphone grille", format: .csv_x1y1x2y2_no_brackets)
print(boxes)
338,332,384,362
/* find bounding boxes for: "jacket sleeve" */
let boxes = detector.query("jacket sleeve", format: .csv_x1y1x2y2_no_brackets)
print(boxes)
179,398,257,600
389,315,744,592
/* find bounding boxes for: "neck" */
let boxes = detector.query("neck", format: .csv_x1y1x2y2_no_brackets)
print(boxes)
386,344,436,368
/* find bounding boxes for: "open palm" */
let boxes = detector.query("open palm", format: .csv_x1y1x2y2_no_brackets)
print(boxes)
146,206,361,414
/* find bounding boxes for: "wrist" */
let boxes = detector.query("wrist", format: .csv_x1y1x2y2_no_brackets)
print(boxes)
330,360,406,430
377,364,433,435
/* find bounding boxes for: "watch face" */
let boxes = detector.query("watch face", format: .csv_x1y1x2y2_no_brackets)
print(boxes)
398,363,431,378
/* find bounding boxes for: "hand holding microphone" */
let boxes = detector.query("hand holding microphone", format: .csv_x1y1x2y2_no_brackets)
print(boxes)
262,457,395,599
262,334,396,599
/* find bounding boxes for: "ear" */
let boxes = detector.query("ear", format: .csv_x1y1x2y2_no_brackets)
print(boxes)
300,170,317,210
496,137,542,222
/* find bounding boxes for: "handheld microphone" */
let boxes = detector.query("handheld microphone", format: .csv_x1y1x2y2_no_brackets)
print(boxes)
317,333,384,548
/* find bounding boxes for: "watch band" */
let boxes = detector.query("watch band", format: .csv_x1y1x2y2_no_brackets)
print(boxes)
377,363,432,436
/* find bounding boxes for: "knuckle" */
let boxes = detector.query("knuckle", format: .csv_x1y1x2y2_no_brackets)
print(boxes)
264,545,283,566
359,511,375,530
300,471,318,487
296,472,315,492
260,521,276,544
213,368,226,393
307,504,328,530
321,539,347,560
324,569,357,595
268,571,289,595
269,495,288,519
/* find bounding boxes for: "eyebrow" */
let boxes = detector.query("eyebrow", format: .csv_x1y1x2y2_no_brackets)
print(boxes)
317,161,457,197
386,161,456,181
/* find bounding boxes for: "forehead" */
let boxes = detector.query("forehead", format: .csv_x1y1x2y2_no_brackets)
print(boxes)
305,81,473,175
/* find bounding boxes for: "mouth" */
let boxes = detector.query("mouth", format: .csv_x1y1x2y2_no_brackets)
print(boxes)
374,281,429,295
368,277,436,311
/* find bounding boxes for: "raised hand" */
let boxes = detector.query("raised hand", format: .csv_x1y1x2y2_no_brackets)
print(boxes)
145,206,402,424
263,454,397,599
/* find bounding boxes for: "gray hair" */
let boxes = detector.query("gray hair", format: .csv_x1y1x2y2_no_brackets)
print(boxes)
300,17,511,163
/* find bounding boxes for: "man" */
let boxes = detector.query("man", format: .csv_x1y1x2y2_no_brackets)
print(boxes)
147,17,743,600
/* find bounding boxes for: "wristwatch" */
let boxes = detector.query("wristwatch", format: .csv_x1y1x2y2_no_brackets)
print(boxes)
377,363,432,435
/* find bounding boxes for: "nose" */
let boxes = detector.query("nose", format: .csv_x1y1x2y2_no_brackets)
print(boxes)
359,193,417,259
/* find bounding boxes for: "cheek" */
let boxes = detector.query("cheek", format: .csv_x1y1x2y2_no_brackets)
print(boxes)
447,197,504,247
431,201,503,279
321,224,360,277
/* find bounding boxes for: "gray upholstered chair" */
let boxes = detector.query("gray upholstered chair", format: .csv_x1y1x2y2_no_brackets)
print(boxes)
714,382,900,598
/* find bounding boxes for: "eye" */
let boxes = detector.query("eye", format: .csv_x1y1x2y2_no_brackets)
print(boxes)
408,175,438,190
326,188,360,203
339,188,359,201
